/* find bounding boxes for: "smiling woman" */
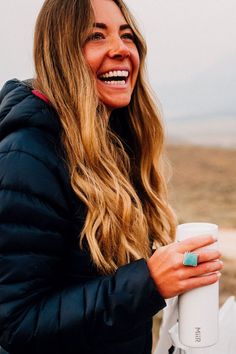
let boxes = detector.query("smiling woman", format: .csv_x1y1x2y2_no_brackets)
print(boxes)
83,0,140,110
0,1,223,354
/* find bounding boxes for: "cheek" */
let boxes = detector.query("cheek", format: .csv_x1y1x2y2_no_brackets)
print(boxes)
135,56,140,75
132,51,140,80
83,48,100,74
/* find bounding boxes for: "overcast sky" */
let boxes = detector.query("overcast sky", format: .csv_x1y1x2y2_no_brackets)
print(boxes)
0,0,235,123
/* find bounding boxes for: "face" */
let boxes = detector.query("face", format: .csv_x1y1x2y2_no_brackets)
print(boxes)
83,0,140,111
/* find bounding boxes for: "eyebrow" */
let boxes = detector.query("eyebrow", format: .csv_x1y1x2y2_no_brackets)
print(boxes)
93,23,132,31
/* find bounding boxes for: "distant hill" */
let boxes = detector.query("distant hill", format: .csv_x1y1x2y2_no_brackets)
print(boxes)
165,116,236,148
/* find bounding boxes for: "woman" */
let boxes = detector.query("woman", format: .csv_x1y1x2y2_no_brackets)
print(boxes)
0,1,222,353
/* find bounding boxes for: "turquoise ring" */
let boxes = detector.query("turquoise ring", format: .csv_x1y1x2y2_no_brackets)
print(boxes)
183,251,198,267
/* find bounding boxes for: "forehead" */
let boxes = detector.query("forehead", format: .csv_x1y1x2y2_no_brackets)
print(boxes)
91,0,127,27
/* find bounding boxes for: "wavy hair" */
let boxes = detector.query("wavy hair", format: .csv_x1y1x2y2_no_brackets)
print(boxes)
33,0,176,274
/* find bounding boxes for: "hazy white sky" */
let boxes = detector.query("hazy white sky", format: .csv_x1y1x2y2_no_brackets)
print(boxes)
0,0,235,121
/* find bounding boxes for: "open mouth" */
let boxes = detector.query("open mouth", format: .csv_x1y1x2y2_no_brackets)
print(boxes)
98,70,129,86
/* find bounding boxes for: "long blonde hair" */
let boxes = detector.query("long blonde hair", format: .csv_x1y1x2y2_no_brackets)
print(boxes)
33,0,176,274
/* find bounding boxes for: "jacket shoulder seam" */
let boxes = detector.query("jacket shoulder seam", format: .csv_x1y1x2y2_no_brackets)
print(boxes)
0,186,67,218
0,148,56,171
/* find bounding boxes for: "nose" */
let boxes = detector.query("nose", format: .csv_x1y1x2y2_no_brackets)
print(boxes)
107,36,130,59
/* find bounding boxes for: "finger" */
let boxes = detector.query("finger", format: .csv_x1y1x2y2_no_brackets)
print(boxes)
169,249,221,271
176,235,217,253
180,272,221,293
183,260,223,279
197,249,222,264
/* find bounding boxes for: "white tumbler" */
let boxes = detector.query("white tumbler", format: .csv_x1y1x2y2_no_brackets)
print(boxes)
176,222,219,348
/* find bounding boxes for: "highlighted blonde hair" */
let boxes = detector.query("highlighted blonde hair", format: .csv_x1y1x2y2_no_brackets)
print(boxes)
33,0,176,274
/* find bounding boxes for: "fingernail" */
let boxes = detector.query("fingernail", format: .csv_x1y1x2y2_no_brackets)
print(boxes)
220,260,224,266
212,235,218,241
216,272,222,278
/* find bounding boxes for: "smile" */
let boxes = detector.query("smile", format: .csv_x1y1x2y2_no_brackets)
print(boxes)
98,70,129,86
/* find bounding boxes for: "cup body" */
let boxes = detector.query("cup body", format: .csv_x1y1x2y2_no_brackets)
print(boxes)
177,223,219,348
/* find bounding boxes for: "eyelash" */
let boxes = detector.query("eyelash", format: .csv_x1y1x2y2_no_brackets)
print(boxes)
87,32,135,42
121,33,135,41
87,32,105,41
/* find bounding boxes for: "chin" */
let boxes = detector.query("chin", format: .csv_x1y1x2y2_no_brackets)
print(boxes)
102,97,131,110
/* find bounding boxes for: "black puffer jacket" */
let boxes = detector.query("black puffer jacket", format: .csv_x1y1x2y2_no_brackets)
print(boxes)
0,79,166,354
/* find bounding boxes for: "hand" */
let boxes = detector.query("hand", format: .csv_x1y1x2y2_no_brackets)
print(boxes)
147,235,223,299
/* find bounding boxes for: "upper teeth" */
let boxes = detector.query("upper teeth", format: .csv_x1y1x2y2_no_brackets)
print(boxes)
100,70,129,78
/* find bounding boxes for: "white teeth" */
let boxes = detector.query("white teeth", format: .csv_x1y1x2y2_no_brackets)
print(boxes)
100,70,129,79
104,80,126,85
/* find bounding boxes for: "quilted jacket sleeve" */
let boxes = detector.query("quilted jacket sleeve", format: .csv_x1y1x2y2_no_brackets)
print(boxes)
0,143,166,354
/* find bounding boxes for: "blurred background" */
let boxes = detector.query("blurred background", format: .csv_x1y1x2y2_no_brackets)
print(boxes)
0,0,235,303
